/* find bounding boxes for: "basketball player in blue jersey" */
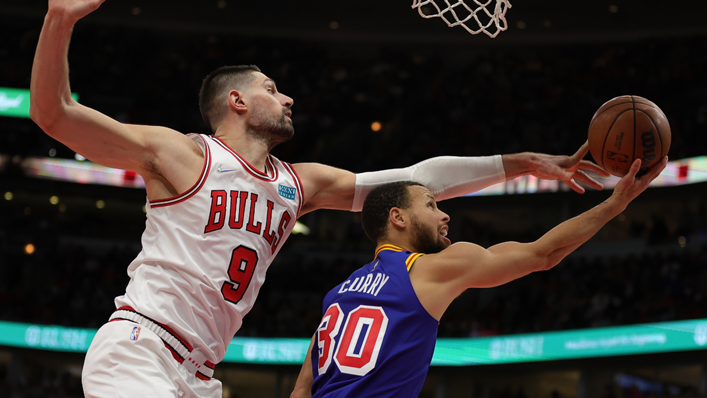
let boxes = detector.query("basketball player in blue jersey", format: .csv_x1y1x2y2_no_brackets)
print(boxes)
31,1,612,396
291,157,666,398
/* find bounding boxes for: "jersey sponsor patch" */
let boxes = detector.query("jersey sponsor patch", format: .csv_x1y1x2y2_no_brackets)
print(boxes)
130,326,141,341
278,184,296,200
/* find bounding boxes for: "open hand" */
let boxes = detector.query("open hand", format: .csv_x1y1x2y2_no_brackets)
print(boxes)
48,0,105,23
612,156,668,205
529,141,611,194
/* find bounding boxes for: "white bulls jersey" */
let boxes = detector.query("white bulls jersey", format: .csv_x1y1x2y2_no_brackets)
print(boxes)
115,133,303,365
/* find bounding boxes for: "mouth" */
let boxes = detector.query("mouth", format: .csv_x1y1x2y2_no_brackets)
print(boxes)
284,111,292,119
439,225,450,243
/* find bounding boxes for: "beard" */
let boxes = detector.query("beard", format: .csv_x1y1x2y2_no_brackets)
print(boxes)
409,214,448,255
247,105,295,146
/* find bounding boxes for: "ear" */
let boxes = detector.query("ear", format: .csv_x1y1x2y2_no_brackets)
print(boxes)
389,207,406,232
228,89,248,115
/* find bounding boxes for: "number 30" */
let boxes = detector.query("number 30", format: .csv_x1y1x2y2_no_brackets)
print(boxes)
316,304,389,376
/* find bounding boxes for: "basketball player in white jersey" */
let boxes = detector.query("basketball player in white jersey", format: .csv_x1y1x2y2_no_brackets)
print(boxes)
30,1,609,397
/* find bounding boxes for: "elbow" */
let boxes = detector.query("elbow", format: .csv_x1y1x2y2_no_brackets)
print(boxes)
29,89,79,131
527,242,559,272
538,258,556,271
29,101,62,133
28,103,40,124
29,103,52,130
538,252,562,271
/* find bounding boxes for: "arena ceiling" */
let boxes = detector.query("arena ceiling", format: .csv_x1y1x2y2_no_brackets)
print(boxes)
1,0,707,44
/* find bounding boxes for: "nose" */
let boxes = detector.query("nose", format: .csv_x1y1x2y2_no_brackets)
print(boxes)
440,210,450,223
281,93,294,108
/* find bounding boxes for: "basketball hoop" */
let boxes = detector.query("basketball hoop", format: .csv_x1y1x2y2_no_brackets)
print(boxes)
412,0,512,38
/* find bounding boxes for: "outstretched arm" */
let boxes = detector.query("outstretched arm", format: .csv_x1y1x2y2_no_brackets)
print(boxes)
30,0,202,198
411,157,667,319
294,142,609,215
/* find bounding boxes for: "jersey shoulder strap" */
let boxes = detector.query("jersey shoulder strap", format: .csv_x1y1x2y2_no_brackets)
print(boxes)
374,244,424,272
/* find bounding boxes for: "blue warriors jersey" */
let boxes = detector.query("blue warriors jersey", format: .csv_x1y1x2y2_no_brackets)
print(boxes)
310,244,439,398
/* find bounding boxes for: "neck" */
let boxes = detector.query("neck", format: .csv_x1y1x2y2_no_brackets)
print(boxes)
214,126,273,173
376,238,416,254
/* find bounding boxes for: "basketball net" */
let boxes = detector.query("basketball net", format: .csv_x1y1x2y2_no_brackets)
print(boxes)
412,0,512,38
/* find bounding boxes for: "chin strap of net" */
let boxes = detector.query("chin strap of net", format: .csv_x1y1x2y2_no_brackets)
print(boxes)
412,0,512,38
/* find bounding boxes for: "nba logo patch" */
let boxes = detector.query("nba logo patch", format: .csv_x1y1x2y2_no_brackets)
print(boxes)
278,184,296,200
130,326,141,341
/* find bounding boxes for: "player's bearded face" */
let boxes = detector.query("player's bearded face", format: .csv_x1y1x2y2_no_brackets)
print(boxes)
409,214,448,254
248,98,294,145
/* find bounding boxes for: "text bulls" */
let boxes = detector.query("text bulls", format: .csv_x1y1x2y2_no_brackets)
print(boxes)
204,190,292,254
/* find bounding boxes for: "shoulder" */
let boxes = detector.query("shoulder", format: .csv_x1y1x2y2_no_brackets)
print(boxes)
412,243,487,281
140,128,204,182
291,163,356,214
139,127,204,159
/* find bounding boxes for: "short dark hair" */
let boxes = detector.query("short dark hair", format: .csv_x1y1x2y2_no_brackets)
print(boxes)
361,181,424,244
199,65,261,132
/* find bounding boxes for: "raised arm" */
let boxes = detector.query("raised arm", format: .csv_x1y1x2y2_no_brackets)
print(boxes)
30,0,202,198
411,157,667,320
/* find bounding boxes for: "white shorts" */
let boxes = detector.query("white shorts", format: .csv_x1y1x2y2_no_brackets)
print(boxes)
82,320,222,398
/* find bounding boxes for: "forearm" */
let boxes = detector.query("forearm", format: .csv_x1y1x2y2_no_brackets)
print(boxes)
291,337,315,398
30,11,77,129
534,197,625,269
351,155,505,211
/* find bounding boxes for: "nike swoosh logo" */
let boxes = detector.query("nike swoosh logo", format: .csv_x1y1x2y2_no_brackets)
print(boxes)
217,167,238,173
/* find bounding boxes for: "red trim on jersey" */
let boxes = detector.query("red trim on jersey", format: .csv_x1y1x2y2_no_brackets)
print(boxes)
157,320,194,351
108,318,132,323
150,134,212,208
114,306,193,351
162,343,212,380
113,306,215,379
210,136,279,182
164,341,184,361
282,162,304,217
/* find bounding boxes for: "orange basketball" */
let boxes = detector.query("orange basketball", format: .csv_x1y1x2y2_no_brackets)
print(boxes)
587,95,671,177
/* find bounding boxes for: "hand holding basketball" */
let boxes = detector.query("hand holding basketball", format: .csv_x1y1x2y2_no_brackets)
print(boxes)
588,96,671,177
611,156,668,206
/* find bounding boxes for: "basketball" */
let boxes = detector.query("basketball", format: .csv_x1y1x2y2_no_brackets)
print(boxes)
587,95,671,177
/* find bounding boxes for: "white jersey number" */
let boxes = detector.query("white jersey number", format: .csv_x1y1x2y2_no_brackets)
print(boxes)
221,245,259,305
316,304,389,377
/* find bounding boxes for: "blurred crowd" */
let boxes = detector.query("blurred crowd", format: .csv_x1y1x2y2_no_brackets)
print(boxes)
1,16,707,172
439,245,707,337
1,201,706,337
1,13,707,398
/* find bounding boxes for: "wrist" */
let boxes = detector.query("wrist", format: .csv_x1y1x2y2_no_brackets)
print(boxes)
501,153,534,179
45,8,79,27
603,196,627,216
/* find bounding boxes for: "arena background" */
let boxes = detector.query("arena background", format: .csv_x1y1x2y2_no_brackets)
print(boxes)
1,0,707,397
